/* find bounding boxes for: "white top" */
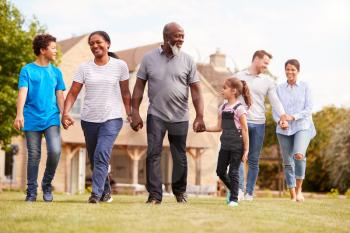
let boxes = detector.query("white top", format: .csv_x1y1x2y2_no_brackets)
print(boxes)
236,70,285,124
73,57,129,123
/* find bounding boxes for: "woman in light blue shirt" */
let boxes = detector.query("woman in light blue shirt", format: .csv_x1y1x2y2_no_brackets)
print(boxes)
273,59,316,202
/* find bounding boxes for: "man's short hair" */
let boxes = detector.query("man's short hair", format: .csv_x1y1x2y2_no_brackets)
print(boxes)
32,34,56,56
252,50,273,62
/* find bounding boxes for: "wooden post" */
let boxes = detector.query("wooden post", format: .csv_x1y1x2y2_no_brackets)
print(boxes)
0,149,4,192
278,146,285,197
78,148,86,194
187,148,205,186
132,159,138,185
126,147,146,185
64,146,80,193
195,153,201,186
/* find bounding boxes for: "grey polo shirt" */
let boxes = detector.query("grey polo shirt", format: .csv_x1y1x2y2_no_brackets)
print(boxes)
137,47,199,122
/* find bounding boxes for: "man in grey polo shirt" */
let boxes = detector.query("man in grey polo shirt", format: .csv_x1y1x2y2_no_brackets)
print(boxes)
237,50,288,201
131,22,205,204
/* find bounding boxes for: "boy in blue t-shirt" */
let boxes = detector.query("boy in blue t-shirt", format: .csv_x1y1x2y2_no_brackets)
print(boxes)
13,34,66,202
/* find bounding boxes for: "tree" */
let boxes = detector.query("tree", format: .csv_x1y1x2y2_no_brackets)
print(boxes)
324,115,350,193
263,103,278,148
303,106,349,192
0,0,45,149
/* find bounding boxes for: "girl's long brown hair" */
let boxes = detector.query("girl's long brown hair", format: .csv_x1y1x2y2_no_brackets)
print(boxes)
225,77,252,108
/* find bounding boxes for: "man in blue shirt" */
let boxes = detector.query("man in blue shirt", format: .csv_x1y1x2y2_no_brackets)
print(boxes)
13,34,65,202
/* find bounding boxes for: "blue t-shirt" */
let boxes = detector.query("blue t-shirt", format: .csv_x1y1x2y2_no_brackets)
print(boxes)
18,63,66,131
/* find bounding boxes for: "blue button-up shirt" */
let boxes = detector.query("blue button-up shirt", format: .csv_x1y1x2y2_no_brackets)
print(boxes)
273,80,316,138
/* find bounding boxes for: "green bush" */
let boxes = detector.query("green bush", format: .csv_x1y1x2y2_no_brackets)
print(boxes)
327,188,339,198
257,161,281,190
345,189,350,199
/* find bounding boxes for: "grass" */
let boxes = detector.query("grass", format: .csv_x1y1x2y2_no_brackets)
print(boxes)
0,191,349,233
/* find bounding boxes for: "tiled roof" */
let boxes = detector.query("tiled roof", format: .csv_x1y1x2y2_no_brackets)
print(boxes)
114,42,162,72
57,34,87,54
197,63,233,93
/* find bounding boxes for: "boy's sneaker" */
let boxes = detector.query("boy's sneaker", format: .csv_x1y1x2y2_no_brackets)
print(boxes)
42,186,53,202
244,193,254,201
226,190,231,204
88,193,100,204
238,189,244,202
100,192,113,203
25,193,37,202
228,201,239,207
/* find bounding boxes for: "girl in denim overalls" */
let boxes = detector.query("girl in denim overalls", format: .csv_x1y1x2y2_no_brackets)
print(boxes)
206,77,252,207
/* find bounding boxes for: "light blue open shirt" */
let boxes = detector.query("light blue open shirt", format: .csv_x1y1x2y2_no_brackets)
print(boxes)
273,80,316,139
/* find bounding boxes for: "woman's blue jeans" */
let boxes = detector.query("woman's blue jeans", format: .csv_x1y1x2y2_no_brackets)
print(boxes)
277,130,310,188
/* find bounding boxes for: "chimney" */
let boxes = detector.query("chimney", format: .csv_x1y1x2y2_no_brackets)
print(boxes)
210,48,226,69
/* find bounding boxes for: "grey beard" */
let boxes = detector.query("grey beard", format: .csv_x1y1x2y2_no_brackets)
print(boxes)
168,42,181,56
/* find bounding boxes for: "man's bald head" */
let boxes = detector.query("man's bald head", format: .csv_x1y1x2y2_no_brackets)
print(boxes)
163,22,183,40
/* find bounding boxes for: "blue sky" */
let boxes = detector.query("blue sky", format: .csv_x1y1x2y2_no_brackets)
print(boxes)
11,0,350,111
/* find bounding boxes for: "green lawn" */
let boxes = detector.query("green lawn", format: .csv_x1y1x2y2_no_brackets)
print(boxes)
0,192,349,233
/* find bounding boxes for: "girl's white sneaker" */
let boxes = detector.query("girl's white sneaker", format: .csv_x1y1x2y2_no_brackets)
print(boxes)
228,201,238,207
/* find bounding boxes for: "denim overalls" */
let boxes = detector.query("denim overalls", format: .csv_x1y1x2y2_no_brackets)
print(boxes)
216,103,244,202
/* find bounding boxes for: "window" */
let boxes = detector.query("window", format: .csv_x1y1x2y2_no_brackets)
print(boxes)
4,145,18,180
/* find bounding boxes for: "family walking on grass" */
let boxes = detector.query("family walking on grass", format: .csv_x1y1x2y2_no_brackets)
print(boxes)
13,21,316,206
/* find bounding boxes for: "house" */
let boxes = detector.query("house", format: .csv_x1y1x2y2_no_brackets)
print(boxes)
0,34,234,195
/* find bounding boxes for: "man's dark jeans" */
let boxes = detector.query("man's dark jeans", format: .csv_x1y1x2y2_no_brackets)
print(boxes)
146,114,188,202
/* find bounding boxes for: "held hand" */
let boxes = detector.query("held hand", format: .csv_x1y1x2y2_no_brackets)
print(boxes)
279,120,289,130
130,112,143,132
13,115,24,131
279,114,288,122
61,114,75,130
242,152,248,162
193,117,206,132
127,115,132,123
285,114,295,121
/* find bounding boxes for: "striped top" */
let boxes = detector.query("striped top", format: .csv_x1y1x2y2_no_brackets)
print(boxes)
73,57,129,123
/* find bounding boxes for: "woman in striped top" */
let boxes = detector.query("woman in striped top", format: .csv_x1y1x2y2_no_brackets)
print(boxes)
62,31,132,204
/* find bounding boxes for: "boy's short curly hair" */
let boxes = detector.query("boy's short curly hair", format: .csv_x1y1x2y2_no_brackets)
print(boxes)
32,34,56,56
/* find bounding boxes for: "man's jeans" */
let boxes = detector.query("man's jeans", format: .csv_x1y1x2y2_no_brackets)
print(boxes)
81,118,123,197
146,114,188,202
239,123,265,195
25,126,61,195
